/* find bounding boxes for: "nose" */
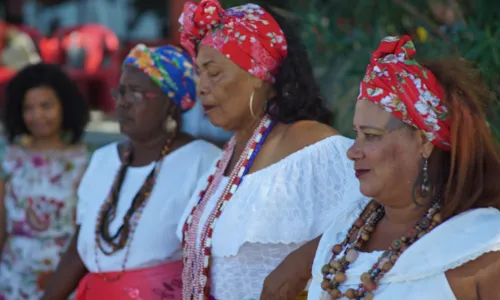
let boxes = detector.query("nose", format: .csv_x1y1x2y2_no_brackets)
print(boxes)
347,140,364,161
198,73,210,97
31,106,44,120
116,94,131,108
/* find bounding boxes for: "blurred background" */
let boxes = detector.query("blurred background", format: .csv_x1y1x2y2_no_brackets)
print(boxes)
0,0,499,149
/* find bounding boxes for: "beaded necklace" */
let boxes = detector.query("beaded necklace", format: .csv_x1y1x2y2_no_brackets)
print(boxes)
181,115,276,300
94,141,172,281
321,199,442,299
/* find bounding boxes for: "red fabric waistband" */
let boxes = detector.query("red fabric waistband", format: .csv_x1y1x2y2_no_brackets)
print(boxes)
75,260,182,300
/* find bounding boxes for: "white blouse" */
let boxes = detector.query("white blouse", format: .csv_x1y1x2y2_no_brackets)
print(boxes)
308,199,500,300
177,135,367,300
77,140,221,272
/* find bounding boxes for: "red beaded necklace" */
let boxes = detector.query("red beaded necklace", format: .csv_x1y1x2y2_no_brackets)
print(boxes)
93,141,172,281
321,199,442,299
181,115,275,300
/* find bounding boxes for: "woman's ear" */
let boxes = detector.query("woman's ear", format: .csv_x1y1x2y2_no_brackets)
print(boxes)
419,132,435,159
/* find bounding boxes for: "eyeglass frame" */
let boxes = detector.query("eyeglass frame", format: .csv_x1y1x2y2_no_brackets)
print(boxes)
110,86,161,105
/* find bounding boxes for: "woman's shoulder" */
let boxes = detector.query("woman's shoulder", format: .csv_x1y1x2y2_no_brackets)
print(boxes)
281,120,339,150
165,139,222,174
170,139,222,161
382,207,500,282
273,120,352,156
79,142,120,174
88,142,119,161
176,139,222,154
260,121,353,173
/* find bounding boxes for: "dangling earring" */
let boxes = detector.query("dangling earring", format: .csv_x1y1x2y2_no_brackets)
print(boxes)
412,157,430,207
420,158,430,197
249,91,256,119
164,115,177,134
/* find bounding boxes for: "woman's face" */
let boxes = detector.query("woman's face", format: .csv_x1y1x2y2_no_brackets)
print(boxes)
23,86,63,139
196,46,271,131
347,99,433,205
115,66,174,141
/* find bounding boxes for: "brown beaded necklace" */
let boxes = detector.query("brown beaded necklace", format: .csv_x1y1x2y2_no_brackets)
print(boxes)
96,140,172,256
321,199,442,300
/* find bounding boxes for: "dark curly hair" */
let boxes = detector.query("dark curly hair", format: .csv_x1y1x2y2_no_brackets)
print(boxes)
2,63,90,144
261,5,334,125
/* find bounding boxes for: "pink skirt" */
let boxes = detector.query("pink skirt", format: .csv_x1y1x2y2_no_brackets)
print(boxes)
75,260,182,300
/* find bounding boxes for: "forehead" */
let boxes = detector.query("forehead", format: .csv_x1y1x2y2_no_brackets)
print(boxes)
196,46,230,67
120,66,159,90
24,86,58,103
353,99,393,128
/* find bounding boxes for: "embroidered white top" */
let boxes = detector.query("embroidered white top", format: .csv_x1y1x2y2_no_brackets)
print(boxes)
77,140,221,272
177,135,367,300
308,199,500,300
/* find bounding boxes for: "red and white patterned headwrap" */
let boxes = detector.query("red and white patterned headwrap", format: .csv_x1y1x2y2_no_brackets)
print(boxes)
178,0,288,83
358,35,451,151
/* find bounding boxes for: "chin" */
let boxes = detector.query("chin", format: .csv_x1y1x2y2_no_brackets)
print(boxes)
119,124,135,138
29,130,58,139
358,183,378,198
206,113,230,131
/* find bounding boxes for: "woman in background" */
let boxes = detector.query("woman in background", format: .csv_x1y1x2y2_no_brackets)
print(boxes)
0,63,90,299
42,44,221,300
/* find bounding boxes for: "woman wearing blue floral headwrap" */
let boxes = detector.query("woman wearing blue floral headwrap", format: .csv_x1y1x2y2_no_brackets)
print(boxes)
41,44,221,300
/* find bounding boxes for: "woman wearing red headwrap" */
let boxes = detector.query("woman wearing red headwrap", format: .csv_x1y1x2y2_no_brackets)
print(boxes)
176,0,366,299
262,35,500,299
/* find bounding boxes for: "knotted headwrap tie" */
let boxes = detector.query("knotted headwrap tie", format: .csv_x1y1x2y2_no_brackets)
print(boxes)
179,0,287,83
357,35,451,151
123,44,197,112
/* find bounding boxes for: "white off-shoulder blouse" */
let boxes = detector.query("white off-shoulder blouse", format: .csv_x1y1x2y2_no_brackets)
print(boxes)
308,198,500,299
177,135,367,300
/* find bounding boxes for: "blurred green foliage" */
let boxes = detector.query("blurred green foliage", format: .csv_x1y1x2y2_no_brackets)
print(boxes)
223,0,500,139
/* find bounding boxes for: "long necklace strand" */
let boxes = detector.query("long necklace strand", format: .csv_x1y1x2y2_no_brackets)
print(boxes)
182,115,275,300
321,199,442,299
93,141,172,281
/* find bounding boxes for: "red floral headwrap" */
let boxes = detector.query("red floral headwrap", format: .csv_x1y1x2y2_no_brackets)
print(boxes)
178,0,288,83
357,35,451,151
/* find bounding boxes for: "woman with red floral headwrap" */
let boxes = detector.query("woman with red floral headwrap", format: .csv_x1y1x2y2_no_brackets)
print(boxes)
262,35,500,300
176,0,366,299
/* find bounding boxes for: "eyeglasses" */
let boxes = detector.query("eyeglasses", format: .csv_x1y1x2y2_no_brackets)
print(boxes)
110,87,160,105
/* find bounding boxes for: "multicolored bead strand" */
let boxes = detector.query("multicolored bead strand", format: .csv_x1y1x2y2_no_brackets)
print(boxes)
182,115,276,300
93,142,172,282
321,199,442,299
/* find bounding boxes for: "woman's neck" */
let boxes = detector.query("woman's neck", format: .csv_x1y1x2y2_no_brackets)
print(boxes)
30,135,65,151
129,132,171,166
233,116,263,156
221,116,264,176
380,199,432,232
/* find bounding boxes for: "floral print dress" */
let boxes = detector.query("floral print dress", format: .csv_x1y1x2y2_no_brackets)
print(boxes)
0,145,88,300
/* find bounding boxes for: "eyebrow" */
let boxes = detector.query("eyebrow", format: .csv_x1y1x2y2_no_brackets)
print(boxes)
119,83,147,91
196,60,215,69
358,125,386,132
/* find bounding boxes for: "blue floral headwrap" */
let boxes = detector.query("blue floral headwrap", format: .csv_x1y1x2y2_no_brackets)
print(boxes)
123,44,197,112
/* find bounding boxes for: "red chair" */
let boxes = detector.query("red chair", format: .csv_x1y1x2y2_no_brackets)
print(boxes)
41,24,121,112
55,24,120,73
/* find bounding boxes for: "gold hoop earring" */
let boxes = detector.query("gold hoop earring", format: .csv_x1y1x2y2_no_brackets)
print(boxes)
249,91,256,118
